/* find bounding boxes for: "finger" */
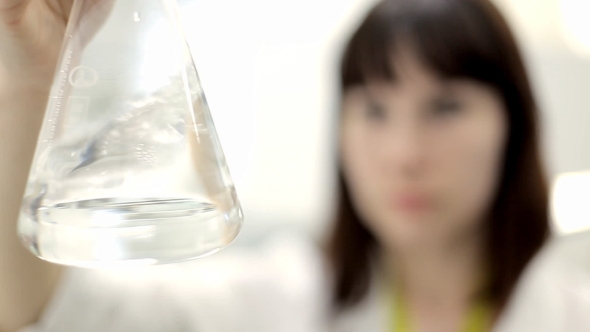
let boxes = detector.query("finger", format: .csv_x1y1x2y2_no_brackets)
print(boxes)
57,0,73,18
0,0,30,11
0,0,32,25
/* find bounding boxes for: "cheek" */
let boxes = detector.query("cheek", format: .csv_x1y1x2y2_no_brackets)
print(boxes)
436,113,507,225
339,115,380,183
339,122,384,225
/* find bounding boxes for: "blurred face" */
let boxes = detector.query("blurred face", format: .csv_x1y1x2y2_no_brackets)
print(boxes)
340,50,508,252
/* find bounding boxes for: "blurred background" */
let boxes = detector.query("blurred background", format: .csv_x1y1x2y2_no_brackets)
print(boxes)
175,0,590,243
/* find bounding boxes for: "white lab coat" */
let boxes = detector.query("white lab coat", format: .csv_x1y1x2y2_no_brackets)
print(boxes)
494,230,590,331
20,231,590,332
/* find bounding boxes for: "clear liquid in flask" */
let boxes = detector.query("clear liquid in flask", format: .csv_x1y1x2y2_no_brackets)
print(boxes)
19,66,242,267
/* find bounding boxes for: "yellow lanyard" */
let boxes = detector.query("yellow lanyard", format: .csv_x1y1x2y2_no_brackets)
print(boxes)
390,289,492,332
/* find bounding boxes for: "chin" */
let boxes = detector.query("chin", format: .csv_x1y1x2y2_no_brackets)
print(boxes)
376,215,443,249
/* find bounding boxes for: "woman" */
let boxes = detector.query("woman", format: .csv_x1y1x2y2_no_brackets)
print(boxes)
0,0,549,331
326,0,549,330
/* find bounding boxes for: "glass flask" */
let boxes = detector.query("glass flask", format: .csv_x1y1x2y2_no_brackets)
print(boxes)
17,0,243,267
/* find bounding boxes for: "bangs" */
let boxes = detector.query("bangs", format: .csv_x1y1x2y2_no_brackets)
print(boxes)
341,0,509,89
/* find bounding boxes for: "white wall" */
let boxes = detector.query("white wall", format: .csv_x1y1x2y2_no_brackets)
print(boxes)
494,0,590,234
177,0,380,241
493,0,590,177
177,0,590,238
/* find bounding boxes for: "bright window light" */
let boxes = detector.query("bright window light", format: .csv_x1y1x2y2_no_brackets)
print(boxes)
551,170,590,235
560,0,590,56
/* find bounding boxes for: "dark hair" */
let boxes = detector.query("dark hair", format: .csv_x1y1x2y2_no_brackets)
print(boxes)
326,0,550,315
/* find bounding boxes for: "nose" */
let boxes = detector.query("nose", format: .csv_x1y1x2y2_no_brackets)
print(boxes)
378,118,426,179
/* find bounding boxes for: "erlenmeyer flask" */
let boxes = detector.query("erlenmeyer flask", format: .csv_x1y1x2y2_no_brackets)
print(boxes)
17,0,243,267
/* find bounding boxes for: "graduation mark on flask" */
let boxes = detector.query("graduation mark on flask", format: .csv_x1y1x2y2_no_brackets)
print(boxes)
65,96,90,128
69,66,99,89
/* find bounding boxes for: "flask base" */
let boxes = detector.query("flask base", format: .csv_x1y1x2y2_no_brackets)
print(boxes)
18,198,242,268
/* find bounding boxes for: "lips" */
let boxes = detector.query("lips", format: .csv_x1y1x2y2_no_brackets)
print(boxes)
391,193,432,212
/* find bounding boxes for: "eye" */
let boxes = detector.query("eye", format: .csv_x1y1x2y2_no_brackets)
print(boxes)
431,97,463,117
365,100,387,121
